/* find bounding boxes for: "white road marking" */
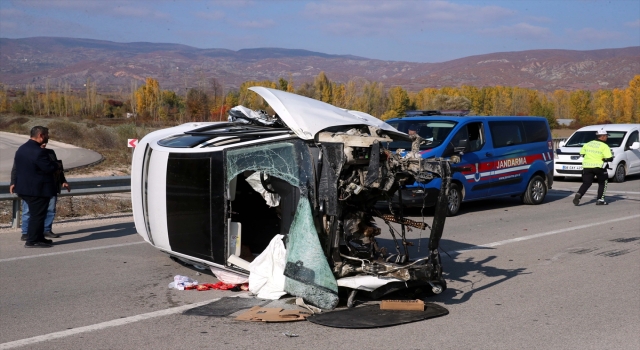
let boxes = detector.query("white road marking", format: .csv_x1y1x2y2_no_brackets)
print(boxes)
552,188,640,195
2,214,639,347
0,241,146,263
0,298,222,349
454,214,640,253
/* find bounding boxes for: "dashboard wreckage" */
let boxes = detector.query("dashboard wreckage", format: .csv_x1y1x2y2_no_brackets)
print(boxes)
132,87,462,310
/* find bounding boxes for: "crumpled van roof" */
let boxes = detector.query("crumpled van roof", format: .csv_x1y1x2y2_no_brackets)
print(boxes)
250,86,404,140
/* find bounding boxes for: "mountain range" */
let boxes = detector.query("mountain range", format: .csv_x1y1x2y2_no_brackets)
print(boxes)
0,37,638,93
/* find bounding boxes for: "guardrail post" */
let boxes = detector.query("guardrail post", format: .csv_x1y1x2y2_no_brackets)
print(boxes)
11,198,20,229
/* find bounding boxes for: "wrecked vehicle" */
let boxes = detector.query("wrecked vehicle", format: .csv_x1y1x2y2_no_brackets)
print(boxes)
131,87,461,310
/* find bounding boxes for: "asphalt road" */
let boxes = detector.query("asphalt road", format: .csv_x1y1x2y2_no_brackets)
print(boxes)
0,131,103,182
0,177,638,349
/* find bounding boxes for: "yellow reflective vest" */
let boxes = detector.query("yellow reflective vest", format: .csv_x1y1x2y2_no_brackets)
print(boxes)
580,140,612,168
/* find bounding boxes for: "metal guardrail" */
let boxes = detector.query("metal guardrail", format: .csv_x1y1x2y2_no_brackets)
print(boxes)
552,138,567,151
0,176,131,228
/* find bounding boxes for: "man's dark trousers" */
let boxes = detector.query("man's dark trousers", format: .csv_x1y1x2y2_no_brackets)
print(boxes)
578,168,607,200
21,195,51,243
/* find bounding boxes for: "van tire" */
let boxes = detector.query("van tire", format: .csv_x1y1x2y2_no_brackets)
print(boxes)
447,183,462,216
522,175,547,205
613,163,626,183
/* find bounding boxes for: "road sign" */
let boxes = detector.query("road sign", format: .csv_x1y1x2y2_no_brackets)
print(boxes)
127,139,138,148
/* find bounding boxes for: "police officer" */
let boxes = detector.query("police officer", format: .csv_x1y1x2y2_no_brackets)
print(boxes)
573,128,613,206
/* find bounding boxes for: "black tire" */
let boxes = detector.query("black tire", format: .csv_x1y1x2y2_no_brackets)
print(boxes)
613,163,626,183
447,183,462,216
425,278,448,297
522,175,547,205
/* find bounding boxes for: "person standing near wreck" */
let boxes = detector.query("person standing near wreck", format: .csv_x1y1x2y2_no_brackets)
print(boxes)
12,126,61,247
10,142,70,241
573,128,613,206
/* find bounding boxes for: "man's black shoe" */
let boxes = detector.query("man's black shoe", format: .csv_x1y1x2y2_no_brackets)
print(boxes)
25,241,53,248
20,235,27,241
44,231,60,238
573,193,582,206
39,238,53,244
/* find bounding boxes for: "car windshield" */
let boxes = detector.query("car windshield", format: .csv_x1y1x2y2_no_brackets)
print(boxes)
565,131,627,148
386,120,458,150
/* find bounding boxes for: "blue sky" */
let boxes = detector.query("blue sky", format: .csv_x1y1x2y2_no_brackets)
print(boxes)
1,0,638,62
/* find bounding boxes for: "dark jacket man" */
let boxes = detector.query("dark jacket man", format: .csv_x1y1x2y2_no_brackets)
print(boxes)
11,149,68,194
13,126,60,247
14,143,58,197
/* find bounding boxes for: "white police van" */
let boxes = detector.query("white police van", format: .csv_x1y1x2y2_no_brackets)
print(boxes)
385,112,554,215
554,124,640,182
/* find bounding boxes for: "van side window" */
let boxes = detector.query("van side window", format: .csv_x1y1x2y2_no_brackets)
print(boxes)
626,131,639,149
449,122,485,151
489,121,524,148
522,121,549,143
489,120,549,148
467,122,485,152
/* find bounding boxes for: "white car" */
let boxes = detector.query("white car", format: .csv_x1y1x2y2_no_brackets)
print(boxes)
554,124,640,182
130,87,458,309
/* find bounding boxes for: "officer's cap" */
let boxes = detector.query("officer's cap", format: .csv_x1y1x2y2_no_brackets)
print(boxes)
596,128,609,136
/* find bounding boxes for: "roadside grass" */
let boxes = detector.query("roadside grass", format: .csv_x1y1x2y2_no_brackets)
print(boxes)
55,194,133,218
0,194,133,226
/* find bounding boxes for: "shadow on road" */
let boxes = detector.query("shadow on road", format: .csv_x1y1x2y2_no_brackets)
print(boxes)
53,222,137,245
434,250,528,306
376,237,527,306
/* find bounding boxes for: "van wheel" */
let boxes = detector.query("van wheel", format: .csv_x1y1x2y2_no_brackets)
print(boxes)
522,175,547,205
447,183,462,216
425,278,448,296
613,163,626,183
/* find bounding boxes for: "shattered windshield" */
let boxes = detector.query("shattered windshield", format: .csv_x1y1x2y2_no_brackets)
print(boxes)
565,131,626,147
226,140,339,308
386,120,457,150
226,140,312,191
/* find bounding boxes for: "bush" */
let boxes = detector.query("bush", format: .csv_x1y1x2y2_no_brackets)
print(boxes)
114,123,138,142
11,101,31,115
89,127,118,149
47,120,83,144
0,117,29,129
6,123,29,135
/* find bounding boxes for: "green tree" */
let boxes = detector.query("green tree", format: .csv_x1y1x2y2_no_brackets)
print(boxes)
186,88,209,121
277,77,288,91
313,71,332,103
530,93,557,128
569,90,593,125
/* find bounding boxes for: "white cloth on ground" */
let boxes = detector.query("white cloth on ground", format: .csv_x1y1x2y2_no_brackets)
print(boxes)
248,234,287,299
210,267,249,285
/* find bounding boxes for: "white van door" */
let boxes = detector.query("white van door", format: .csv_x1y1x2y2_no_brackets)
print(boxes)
624,130,640,174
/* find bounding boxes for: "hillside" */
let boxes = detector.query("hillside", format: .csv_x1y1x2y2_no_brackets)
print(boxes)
0,37,638,92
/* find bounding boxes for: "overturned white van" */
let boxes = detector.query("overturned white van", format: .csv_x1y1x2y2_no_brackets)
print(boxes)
131,87,461,309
